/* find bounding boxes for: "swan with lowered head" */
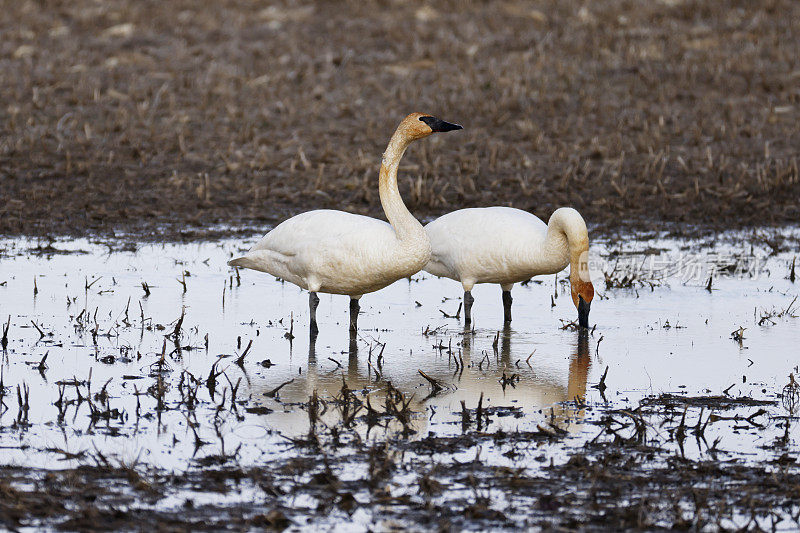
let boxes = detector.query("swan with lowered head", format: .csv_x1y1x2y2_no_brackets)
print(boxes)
424,207,595,327
228,113,462,333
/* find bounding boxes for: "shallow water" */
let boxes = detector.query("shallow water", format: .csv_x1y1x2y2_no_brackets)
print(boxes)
0,229,799,475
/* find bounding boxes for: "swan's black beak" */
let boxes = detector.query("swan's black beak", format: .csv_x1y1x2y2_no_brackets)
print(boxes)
420,116,463,132
578,296,591,329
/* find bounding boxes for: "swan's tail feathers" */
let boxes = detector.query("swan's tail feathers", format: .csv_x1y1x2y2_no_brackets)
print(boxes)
228,256,256,269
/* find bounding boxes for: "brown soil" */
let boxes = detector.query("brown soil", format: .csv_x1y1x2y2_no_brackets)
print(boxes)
2,0,799,240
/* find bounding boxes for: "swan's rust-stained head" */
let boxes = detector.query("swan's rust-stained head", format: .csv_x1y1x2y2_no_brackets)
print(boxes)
570,249,594,328
571,278,594,328
399,112,462,141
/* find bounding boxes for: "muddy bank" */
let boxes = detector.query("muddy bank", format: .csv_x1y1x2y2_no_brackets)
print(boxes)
1,0,799,240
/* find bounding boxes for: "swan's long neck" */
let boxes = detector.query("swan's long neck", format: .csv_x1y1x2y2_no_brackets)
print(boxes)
544,207,590,281
379,132,425,243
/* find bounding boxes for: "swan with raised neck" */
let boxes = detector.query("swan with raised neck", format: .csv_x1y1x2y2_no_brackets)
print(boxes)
228,112,462,333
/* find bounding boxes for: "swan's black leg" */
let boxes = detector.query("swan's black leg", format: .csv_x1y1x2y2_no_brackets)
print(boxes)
464,291,474,326
309,292,320,336
502,290,513,323
349,298,360,333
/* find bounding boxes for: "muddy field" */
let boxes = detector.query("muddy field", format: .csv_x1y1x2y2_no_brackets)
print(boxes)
1,0,799,240
2,1,800,531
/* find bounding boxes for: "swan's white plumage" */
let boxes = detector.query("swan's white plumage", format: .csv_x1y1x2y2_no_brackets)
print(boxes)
424,207,581,291
230,209,429,296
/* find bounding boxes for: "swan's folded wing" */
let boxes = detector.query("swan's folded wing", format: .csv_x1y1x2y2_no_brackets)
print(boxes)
249,210,394,258
425,207,550,282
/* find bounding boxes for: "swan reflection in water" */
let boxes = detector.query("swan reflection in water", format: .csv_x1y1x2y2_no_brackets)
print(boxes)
253,326,592,437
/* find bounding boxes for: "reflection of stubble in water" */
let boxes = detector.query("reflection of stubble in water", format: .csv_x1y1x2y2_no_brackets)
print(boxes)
462,324,591,430
256,319,594,438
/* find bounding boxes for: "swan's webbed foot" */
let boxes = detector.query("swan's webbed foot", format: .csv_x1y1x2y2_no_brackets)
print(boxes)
464,290,474,326
349,298,360,333
502,290,512,323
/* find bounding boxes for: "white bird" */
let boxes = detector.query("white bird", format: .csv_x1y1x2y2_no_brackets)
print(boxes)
228,112,462,333
424,207,595,327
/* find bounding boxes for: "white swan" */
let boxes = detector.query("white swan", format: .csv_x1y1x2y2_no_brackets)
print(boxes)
424,207,595,327
228,112,462,332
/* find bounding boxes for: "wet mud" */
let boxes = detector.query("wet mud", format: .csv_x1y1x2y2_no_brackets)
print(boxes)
1,229,800,529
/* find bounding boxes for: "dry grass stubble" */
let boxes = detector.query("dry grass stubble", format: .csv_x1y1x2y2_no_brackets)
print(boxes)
1,0,798,238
